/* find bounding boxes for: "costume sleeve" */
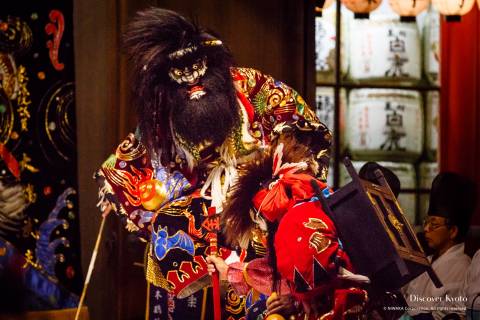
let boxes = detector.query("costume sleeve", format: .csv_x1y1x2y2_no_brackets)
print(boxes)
226,262,251,296
233,67,321,134
93,133,191,241
232,67,332,180
94,154,152,239
227,257,290,297
429,257,471,320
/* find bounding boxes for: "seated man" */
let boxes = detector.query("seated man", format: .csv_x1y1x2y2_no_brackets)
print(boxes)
403,172,476,320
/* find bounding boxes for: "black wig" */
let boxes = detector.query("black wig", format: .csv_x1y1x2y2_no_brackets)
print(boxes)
122,8,237,165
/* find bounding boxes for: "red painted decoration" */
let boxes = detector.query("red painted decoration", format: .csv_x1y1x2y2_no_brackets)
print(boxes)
45,10,65,71
65,265,75,279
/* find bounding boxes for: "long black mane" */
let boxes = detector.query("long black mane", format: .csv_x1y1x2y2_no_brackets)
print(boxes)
122,8,236,165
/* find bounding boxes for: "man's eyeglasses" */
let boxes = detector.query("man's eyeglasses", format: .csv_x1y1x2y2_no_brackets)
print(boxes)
422,218,450,232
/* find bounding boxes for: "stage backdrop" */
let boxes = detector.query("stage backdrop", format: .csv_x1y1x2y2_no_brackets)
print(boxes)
0,0,82,296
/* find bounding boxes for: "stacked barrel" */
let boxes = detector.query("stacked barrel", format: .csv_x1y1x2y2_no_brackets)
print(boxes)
315,2,440,226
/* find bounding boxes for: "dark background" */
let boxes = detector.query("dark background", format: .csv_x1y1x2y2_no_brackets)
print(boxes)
1,0,83,296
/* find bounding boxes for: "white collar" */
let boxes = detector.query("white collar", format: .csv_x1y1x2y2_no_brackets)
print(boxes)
430,242,465,264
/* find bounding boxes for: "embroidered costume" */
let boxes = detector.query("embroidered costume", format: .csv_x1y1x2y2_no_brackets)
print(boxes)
94,8,331,319
219,125,370,320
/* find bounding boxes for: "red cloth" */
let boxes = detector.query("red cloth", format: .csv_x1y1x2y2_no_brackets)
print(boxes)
440,9,480,225
318,288,368,320
274,200,353,299
252,175,326,222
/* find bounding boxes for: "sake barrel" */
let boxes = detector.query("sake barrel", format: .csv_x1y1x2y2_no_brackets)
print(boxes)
392,162,418,226
316,87,336,133
423,7,440,86
315,14,336,83
327,164,335,188
340,160,417,225
348,18,421,83
315,87,347,153
347,89,423,162
425,91,439,161
419,162,439,222
315,4,349,83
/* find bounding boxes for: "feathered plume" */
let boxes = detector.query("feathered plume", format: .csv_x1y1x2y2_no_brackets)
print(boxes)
222,129,316,246
222,150,272,247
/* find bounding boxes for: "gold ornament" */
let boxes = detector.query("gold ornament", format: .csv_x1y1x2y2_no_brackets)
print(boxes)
265,293,286,320
139,179,167,211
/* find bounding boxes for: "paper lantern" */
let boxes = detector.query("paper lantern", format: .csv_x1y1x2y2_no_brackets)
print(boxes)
389,0,430,21
315,0,335,16
342,0,382,18
432,0,476,21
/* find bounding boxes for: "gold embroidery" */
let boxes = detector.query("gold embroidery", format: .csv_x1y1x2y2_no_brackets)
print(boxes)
145,253,172,290
116,133,147,161
16,65,31,131
225,287,245,315
388,213,404,232
125,219,140,232
303,217,328,231
23,184,37,204
19,153,39,173
22,249,41,269
251,227,267,257
304,218,331,254
309,232,331,254
102,165,154,207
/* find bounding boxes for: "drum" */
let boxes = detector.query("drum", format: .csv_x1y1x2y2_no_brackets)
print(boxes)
347,89,423,162
419,162,439,222
425,91,439,161
347,17,421,83
340,160,417,225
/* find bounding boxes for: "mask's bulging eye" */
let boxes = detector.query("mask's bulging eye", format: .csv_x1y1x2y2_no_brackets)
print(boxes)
168,57,208,85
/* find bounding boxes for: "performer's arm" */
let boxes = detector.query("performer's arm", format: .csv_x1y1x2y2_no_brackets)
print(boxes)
207,255,291,296
206,255,250,293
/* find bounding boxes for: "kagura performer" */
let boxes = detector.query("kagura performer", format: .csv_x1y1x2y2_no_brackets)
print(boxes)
94,7,331,320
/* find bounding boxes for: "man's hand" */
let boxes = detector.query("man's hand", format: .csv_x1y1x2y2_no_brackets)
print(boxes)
206,255,228,281
266,293,298,317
